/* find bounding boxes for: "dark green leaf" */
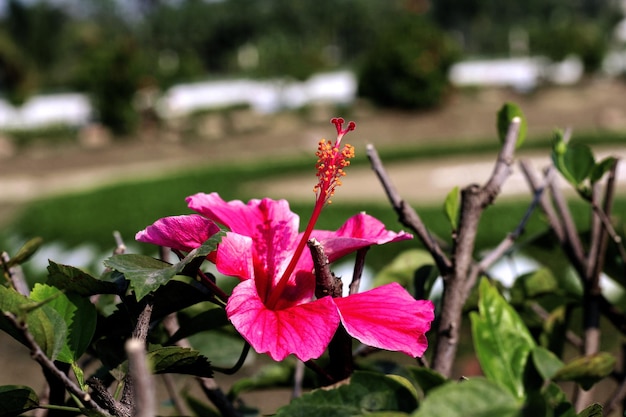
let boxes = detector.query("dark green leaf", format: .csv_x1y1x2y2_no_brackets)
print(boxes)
577,403,602,417
551,135,595,187
104,232,224,300
543,383,576,417
412,378,521,417
497,102,527,148
511,268,558,302
553,353,616,390
0,286,67,360
373,249,434,291
470,279,535,400
47,261,122,296
6,237,43,267
443,186,460,231
406,367,447,395
0,385,39,417
275,371,418,416
30,284,96,363
589,156,617,184
148,346,213,377
531,346,564,381
104,254,175,300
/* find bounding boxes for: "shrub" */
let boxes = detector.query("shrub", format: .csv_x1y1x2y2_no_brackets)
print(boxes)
357,16,459,109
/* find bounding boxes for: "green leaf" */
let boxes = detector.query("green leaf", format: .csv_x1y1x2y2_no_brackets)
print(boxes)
6,237,43,268
47,261,122,296
497,102,527,148
543,383,576,417
147,346,213,377
553,353,616,390
551,135,595,187
0,286,67,361
470,279,535,400
406,367,447,395
589,156,616,184
412,378,520,417
30,284,96,363
531,346,564,381
373,249,434,292
104,254,175,300
443,186,460,231
104,231,224,300
511,268,559,303
275,371,419,416
0,385,39,417
577,403,603,417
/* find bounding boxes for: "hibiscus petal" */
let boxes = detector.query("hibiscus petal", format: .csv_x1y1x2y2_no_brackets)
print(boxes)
314,213,413,262
333,282,434,357
186,193,299,240
215,232,254,281
226,280,340,362
135,214,220,252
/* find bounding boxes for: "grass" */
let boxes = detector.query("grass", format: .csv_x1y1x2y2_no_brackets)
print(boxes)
5,128,624,273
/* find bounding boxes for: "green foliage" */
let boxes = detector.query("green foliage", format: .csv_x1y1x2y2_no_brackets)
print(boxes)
443,186,460,231
553,353,616,390
497,102,527,148
0,385,39,417
412,378,521,417
275,371,419,416
29,284,96,364
0,285,67,361
357,15,459,109
470,279,536,400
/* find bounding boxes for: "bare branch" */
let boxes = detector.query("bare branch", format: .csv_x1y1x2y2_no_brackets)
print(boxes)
126,338,155,417
366,144,452,275
309,239,342,299
349,247,369,295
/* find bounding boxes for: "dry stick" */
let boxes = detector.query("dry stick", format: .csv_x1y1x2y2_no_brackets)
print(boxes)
435,118,521,378
366,144,452,276
126,338,156,417
120,299,154,411
2,312,110,415
523,162,626,336
349,247,369,295
161,314,242,417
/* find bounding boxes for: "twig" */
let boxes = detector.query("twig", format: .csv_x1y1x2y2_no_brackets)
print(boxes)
2,312,110,415
309,239,342,299
126,338,155,417
293,360,305,399
308,239,352,381
161,374,188,416
349,247,369,295
1,251,30,296
431,118,521,378
367,144,452,275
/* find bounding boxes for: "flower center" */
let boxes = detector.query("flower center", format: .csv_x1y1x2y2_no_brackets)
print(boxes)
265,118,356,309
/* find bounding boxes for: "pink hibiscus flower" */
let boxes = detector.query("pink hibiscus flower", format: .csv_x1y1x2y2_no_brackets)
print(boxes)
136,118,434,362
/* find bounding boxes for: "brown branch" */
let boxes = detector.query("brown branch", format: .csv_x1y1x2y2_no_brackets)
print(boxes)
1,251,30,296
349,247,369,295
367,144,452,275
2,312,110,415
432,118,521,378
309,239,342,299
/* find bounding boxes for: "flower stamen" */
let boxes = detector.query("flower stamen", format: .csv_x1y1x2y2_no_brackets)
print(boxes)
265,118,356,309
